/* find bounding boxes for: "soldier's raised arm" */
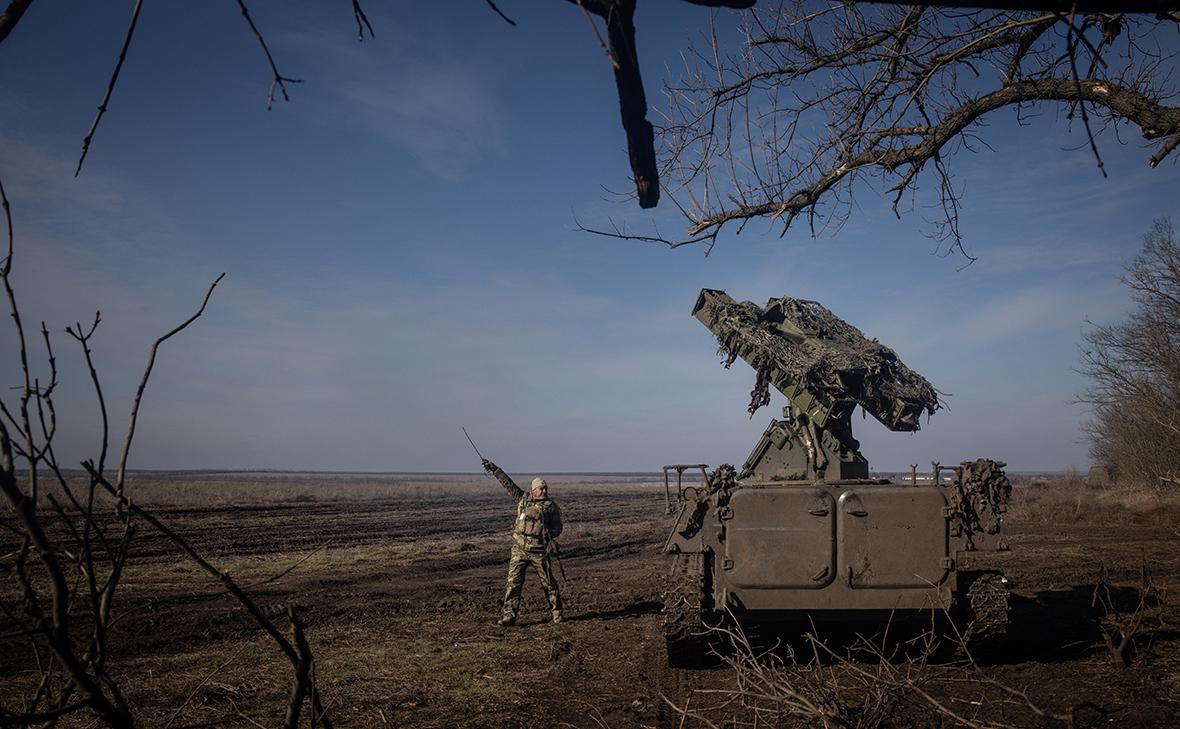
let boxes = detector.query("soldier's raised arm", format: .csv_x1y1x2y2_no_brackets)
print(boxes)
482,459,524,502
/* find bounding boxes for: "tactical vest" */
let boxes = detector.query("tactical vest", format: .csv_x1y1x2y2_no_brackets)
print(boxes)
514,497,556,551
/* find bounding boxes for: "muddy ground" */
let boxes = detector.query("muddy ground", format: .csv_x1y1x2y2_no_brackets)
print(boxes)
2,472,1179,728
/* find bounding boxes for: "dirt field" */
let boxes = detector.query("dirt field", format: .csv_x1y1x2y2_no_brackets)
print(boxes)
3,472,1179,728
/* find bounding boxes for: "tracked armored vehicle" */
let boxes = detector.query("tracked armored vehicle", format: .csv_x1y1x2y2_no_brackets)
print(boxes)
662,289,1011,665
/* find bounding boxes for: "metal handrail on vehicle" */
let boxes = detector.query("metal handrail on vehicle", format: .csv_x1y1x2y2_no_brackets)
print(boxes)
662,464,709,513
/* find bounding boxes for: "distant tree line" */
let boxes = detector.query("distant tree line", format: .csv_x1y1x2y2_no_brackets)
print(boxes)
1081,218,1180,493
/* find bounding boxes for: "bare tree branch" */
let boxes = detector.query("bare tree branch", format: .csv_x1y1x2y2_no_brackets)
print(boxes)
687,78,1180,239
80,461,336,729
351,0,374,40
484,0,517,27
644,3,1180,252
76,0,143,177
566,0,754,209
114,273,225,499
235,0,303,109
573,0,619,69
0,0,34,46
283,605,314,729
66,313,109,475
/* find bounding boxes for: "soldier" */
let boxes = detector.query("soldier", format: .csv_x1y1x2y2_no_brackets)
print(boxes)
482,458,564,626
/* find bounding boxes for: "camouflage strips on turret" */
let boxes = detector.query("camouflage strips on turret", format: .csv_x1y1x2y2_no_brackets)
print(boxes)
692,289,942,482
692,289,940,428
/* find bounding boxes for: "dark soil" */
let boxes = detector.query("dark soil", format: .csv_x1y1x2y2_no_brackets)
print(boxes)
2,474,1178,728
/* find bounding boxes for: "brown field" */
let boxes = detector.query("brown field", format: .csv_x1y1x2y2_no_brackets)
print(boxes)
3,472,1179,728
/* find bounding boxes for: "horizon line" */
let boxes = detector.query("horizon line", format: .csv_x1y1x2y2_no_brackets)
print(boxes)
41,467,1073,476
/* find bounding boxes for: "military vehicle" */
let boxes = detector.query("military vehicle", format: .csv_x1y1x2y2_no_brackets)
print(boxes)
662,289,1011,665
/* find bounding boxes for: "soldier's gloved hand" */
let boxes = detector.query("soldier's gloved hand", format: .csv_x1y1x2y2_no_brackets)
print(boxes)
482,458,496,472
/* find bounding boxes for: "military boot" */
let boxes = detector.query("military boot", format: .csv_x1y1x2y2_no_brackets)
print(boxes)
497,613,516,627
551,611,563,625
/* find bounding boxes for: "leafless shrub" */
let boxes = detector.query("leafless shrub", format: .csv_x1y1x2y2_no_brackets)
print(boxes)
1043,468,1088,491
664,617,1086,729
1007,478,1180,527
0,177,330,728
1081,218,1180,495
1092,559,1168,668
664,623,922,728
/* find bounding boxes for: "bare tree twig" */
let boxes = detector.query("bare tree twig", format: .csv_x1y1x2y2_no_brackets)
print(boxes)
573,0,619,70
1064,7,1108,178
0,171,11,276
0,0,35,45
76,0,143,177
351,0,374,40
115,273,225,499
633,3,1180,253
66,312,110,475
234,0,303,109
484,0,517,27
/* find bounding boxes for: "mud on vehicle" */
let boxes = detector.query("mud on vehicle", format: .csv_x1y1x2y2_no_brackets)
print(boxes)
661,290,1012,666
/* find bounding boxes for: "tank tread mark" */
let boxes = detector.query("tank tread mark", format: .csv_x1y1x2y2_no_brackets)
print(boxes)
662,552,711,667
958,570,1009,652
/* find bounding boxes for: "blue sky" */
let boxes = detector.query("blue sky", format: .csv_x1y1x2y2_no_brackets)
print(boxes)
1,2,1177,473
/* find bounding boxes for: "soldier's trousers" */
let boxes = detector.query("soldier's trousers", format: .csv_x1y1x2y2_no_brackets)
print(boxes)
502,544,563,618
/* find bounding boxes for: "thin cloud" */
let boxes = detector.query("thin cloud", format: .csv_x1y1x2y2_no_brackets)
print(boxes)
971,238,1128,276
955,281,1127,347
275,19,509,178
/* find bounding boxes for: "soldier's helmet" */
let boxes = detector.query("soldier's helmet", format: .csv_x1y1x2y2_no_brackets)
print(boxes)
531,477,548,491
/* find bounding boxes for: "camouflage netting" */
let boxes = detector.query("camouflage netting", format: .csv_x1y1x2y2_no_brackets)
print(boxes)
699,293,941,430
957,459,1011,537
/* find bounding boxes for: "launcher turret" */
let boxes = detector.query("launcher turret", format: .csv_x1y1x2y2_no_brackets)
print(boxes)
692,289,940,481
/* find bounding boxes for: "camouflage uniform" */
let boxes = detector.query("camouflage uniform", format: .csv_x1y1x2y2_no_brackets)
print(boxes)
483,461,563,625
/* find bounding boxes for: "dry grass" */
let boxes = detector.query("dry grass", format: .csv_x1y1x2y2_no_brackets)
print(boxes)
30,471,666,508
665,621,1080,729
1008,472,1180,528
